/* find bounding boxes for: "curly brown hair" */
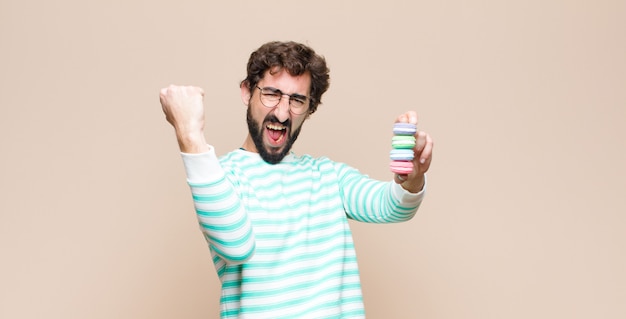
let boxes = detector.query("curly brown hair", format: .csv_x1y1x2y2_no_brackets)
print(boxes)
241,41,330,115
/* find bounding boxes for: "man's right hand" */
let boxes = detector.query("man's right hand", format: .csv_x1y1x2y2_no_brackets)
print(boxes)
159,85,209,153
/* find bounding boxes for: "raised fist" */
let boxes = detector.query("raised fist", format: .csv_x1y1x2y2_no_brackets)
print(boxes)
159,85,208,153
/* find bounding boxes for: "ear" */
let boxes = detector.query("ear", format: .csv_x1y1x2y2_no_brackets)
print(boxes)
240,81,251,106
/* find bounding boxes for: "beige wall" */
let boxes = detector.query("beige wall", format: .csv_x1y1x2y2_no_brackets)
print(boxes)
1,0,625,318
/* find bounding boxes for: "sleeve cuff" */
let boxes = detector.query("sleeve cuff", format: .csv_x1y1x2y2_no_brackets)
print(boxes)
391,175,427,206
180,145,224,184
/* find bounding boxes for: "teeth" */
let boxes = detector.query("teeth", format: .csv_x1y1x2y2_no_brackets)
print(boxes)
267,124,286,130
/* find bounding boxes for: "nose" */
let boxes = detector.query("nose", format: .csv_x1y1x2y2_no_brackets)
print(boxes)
273,97,291,122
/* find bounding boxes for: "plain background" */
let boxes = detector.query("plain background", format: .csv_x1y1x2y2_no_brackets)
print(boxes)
1,0,625,318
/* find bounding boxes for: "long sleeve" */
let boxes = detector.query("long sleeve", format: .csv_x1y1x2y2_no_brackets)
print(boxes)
334,162,426,223
181,147,255,264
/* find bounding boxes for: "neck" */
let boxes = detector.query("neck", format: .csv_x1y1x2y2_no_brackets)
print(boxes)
241,135,258,153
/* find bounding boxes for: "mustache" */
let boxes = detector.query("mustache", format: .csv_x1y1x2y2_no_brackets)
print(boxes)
264,114,291,128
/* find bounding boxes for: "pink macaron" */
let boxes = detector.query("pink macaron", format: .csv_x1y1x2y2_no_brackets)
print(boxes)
390,160,413,175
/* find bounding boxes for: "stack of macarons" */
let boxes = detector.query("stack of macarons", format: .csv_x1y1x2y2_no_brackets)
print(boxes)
389,123,417,175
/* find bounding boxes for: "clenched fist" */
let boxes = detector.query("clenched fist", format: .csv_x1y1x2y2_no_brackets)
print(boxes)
159,85,209,153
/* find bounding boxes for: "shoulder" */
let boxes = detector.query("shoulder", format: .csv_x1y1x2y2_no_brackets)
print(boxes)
292,154,359,177
219,149,259,167
291,153,337,167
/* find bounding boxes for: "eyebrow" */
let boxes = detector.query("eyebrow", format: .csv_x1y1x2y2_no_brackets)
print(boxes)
263,86,308,100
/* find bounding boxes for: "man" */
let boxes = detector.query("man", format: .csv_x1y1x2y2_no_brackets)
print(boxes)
160,41,433,318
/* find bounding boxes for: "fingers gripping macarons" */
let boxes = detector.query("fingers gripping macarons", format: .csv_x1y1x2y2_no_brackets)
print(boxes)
390,112,433,192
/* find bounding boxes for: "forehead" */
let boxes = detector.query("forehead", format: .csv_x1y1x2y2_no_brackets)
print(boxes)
260,68,311,95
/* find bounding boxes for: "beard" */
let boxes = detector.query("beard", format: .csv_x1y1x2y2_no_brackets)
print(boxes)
246,106,302,164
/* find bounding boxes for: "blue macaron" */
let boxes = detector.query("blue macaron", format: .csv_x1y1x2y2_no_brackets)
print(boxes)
390,149,414,161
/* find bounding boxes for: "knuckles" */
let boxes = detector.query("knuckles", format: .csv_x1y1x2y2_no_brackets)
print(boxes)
160,85,204,102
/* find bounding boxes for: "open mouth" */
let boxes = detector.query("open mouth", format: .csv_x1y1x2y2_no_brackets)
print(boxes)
265,123,288,146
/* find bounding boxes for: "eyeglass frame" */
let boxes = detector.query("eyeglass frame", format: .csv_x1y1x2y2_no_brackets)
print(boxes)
255,86,312,115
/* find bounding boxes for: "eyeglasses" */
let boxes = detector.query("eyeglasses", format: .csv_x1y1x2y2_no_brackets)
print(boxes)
255,86,311,115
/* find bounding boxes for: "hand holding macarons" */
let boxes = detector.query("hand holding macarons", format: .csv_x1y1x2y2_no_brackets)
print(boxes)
390,111,433,193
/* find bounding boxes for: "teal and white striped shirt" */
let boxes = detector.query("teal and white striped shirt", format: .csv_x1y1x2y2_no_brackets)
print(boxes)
181,148,425,318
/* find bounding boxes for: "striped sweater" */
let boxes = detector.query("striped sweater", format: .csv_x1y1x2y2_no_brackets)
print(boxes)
181,147,425,318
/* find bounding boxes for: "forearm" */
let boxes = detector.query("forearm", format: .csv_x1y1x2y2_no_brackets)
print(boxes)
176,131,209,154
338,164,425,223
182,148,255,264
